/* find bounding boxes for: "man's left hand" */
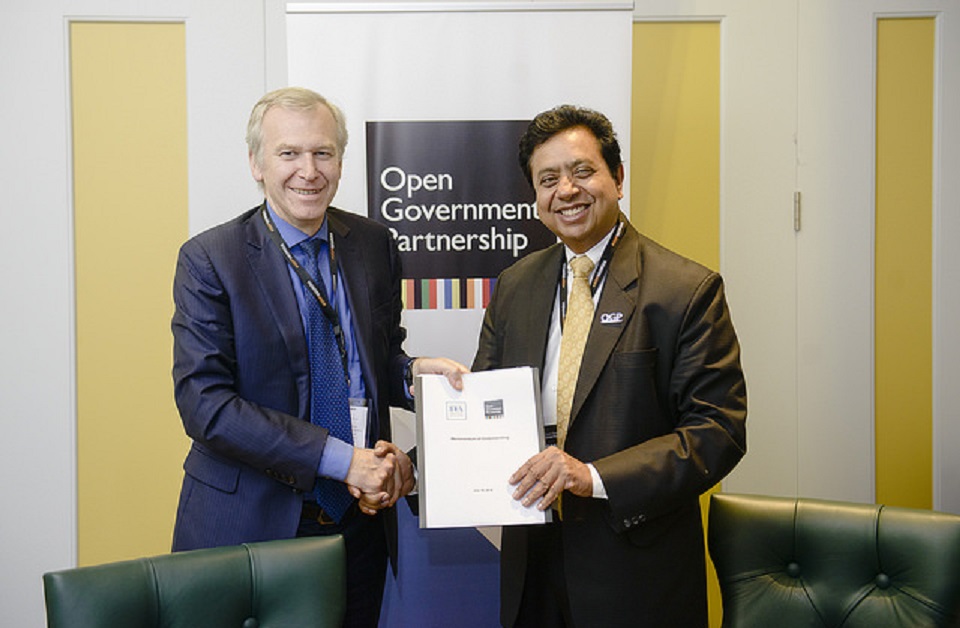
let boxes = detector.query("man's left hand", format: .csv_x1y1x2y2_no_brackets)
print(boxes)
509,446,593,510
409,357,469,395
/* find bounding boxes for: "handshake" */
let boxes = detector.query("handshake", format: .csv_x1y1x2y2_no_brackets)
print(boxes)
342,356,468,516
345,441,416,516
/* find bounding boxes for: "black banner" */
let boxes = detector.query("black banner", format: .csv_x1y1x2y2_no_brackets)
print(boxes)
366,120,555,281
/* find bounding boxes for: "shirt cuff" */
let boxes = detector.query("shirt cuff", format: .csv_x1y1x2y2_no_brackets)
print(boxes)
409,466,419,495
403,356,417,400
317,436,353,482
587,463,608,499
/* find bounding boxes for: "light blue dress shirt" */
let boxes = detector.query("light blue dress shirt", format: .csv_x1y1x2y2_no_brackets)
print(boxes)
267,204,366,482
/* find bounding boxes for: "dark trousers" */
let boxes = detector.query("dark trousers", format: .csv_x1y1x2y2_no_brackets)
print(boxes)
514,522,575,628
298,503,388,628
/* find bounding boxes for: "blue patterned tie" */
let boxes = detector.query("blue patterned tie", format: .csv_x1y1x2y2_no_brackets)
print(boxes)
297,238,355,522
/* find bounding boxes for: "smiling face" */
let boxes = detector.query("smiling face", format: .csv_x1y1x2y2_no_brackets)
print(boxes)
249,104,342,235
529,125,624,253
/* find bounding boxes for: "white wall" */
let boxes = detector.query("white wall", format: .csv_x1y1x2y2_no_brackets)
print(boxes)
0,2,279,625
637,0,960,510
2,1,957,625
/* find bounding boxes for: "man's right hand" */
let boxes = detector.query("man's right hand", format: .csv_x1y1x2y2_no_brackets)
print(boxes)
348,441,417,515
373,440,416,497
509,446,593,510
345,447,397,511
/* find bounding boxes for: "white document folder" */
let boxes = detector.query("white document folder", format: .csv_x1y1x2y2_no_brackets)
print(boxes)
416,366,550,529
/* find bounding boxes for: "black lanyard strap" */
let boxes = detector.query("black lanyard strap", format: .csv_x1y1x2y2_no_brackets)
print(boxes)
558,219,625,331
261,207,350,384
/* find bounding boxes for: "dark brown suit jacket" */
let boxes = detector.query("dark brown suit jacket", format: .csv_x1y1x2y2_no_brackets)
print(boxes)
472,221,747,627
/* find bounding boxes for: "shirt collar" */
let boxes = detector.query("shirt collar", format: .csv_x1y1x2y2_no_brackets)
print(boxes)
265,202,329,249
564,219,619,270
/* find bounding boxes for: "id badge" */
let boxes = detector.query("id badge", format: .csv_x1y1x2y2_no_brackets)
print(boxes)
349,398,369,448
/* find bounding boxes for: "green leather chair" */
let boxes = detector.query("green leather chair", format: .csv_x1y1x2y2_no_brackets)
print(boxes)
708,493,960,627
43,536,345,628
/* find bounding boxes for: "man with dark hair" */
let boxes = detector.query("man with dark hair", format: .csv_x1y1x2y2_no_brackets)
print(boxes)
473,105,747,627
171,86,466,627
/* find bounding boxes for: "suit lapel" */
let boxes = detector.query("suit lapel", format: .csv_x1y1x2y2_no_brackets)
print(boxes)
326,211,376,395
244,206,310,415
569,225,640,429
527,245,565,373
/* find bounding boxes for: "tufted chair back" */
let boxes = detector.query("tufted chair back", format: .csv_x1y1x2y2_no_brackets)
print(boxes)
708,493,960,628
43,536,345,628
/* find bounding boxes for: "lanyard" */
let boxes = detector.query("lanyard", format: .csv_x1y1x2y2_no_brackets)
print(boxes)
260,207,350,384
558,219,625,332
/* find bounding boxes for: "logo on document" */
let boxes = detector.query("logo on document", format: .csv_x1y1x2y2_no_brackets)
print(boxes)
445,401,467,421
484,400,505,420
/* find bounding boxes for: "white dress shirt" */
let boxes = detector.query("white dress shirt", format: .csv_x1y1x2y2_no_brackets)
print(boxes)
541,224,618,499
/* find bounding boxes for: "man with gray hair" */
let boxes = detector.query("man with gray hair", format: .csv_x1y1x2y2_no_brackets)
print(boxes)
171,86,466,626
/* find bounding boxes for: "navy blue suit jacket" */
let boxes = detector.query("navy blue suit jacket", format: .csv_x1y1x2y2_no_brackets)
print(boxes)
170,205,411,563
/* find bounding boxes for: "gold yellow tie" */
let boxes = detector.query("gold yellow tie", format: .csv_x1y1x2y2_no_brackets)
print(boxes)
556,255,595,449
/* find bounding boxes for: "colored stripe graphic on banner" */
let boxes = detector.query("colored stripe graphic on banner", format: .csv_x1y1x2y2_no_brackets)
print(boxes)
449,279,460,309
402,278,496,310
471,278,483,309
401,279,413,311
